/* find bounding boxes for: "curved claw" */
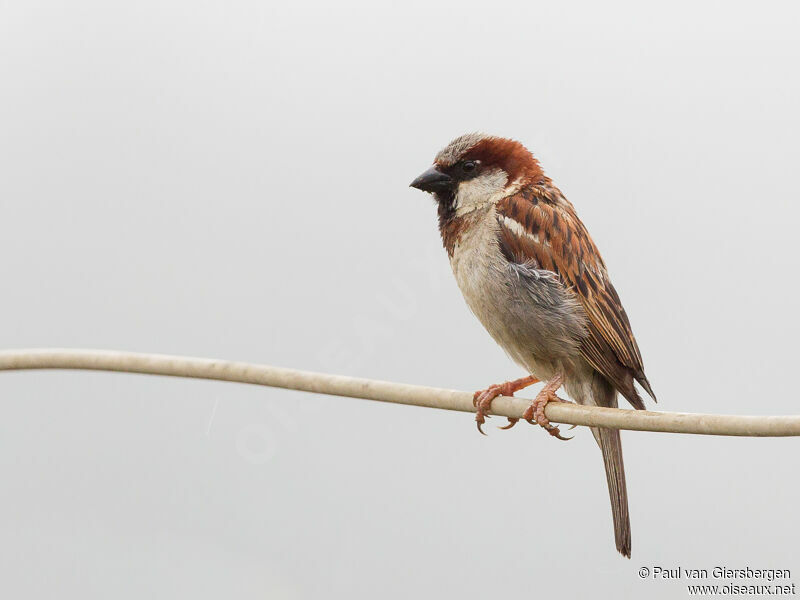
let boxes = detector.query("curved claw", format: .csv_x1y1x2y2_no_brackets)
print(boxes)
499,417,518,430
476,412,489,436
473,377,539,436
549,427,574,441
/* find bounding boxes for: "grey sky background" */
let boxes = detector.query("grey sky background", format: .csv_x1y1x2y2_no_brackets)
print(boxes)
1,1,799,597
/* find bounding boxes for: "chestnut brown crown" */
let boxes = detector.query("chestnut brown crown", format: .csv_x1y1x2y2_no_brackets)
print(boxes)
410,133,548,195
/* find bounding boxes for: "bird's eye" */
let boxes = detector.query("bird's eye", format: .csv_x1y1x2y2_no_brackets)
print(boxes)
462,161,477,173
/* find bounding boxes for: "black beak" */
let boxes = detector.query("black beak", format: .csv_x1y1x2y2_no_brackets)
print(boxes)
410,166,454,193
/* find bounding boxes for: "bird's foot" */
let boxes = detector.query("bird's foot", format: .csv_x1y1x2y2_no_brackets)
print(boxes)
472,375,539,435
521,374,573,441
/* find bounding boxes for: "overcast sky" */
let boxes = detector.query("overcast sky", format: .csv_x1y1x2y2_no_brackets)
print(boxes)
1,1,799,597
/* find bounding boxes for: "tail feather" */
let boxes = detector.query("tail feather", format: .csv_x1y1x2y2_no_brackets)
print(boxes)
596,426,631,558
590,374,632,558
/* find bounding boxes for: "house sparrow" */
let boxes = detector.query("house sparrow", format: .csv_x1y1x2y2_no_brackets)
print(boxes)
410,133,655,558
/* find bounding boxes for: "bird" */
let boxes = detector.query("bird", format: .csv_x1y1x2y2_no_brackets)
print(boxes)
409,133,655,558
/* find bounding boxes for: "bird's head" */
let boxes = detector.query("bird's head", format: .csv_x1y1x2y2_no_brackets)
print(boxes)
410,133,547,220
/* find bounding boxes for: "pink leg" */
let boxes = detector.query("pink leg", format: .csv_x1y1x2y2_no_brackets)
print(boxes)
521,373,573,441
473,375,539,435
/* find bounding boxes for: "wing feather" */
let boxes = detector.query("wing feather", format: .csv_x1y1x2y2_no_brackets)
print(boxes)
496,187,655,409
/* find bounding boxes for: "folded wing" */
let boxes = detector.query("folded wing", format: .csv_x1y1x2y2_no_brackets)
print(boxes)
495,187,655,409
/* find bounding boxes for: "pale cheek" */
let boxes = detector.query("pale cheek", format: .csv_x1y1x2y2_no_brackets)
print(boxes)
454,171,509,214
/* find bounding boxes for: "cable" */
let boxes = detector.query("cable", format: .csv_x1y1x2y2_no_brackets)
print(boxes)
0,348,796,436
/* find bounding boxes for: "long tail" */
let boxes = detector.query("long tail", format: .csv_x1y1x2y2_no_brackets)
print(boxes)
596,425,631,557
591,375,631,558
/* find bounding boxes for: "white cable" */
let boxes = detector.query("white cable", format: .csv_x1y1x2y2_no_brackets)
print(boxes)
0,348,797,437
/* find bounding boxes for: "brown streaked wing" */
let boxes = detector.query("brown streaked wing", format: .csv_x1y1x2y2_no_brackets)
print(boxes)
495,188,655,409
